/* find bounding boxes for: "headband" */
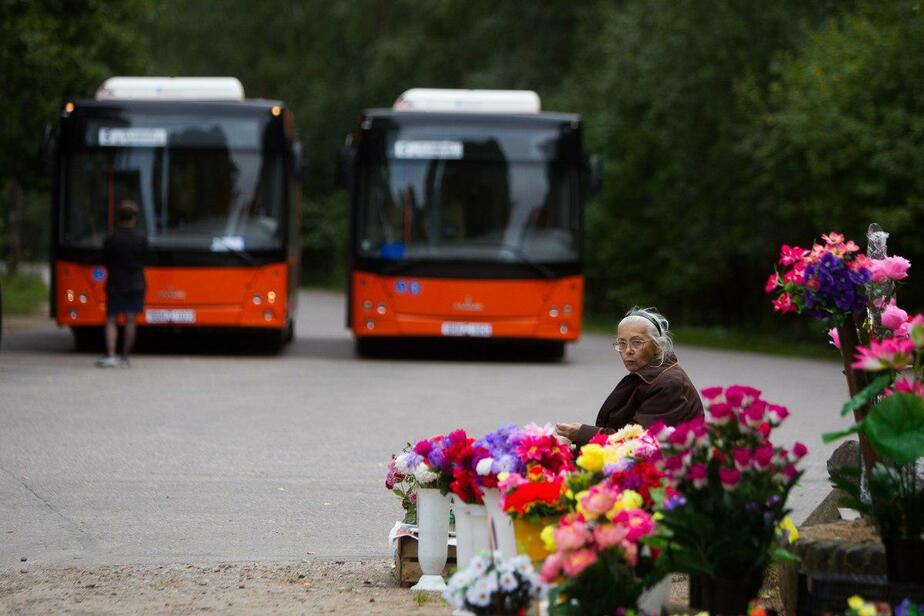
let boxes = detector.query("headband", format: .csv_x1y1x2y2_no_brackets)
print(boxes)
628,311,663,336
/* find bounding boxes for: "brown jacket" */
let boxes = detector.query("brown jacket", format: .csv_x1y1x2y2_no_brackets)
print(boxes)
574,353,704,447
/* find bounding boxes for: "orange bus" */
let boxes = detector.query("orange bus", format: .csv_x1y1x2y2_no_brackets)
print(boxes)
342,89,599,358
49,78,302,351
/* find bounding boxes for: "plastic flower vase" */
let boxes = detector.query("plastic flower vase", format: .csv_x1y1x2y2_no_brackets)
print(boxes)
482,487,518,558
513,516,558,564
411,487,450,592
452,499,490,570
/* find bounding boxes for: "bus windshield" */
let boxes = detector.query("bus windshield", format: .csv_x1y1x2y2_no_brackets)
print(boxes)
357,160,579,263
61,115,285,252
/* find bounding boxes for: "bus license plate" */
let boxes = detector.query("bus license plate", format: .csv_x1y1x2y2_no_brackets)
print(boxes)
440,322,492,337
145,309,196,324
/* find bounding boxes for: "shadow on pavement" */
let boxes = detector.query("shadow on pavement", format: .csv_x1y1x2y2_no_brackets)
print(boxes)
340,337,568,364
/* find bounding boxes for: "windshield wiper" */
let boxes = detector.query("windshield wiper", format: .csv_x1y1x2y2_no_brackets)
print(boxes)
498,244,556,280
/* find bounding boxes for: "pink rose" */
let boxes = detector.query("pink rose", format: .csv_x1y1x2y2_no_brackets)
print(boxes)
753,445,775,469
708,402,733,424
554,522,591,551
881,300,910,332
701,386,725,401
732,448,752,471
540,551,563,582
687,464,708,488
562,548,599,578
593,523,628,549
580,490,617,518
768,404,790,423
869,256,910,283
718,467,741,491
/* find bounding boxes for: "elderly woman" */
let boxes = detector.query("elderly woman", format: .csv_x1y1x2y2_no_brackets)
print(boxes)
556,307,704,447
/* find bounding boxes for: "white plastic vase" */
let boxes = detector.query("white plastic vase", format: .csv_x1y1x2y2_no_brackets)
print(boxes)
453,499,491,570
481,487,517,558
637,575,672,614
411,487,450,592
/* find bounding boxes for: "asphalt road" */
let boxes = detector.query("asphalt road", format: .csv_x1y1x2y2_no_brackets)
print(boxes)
0,290,851,570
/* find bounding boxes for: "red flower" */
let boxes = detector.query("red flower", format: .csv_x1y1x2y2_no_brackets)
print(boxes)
503,478,564,514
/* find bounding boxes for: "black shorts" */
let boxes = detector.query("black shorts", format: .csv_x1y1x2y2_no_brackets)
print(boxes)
106,290,145,317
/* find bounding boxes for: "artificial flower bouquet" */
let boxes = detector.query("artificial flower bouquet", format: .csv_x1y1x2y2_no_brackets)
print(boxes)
386,444,419,523
497,424,576,522
566,424,665,505
443,550,547,616
650,385,806,594
539,483,660,616
404,429,489,504
474,423,528,489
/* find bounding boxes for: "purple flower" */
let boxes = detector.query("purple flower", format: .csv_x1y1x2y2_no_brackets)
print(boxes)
663,494,687,510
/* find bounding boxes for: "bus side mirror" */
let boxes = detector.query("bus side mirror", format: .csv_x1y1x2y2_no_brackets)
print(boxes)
40,123,57,176
588,154,603,197
335,135,355,190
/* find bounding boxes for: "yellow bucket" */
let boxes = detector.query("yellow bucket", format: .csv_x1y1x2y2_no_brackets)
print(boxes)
513,517,558,564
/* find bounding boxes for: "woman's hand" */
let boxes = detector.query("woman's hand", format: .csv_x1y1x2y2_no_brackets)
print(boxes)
555,422,582,441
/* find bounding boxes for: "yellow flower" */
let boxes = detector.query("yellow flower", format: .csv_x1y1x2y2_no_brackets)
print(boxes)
848,596,864,610
612,424,644,442
577,444,605,472
605,489,643,519
653,512,664,522
540,524,557,552
778,517,799,544
574,490,591,518
497,472,509,482
859,606,875,616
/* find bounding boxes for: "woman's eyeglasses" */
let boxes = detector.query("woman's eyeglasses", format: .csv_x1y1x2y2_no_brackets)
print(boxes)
613,338,649,352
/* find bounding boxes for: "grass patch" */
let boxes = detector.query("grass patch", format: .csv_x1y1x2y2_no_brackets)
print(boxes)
414,591,430,605
584,317,838,360
1,272,47,315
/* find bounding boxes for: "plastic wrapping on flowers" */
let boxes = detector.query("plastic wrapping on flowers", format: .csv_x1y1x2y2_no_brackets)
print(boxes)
649,385,807,580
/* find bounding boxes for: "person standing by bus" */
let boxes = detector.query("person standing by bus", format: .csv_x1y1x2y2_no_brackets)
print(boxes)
96,200,147,368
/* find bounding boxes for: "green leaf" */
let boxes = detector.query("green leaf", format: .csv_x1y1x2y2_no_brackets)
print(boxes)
822,423,862,444
841,374,893,416
863,394,924,464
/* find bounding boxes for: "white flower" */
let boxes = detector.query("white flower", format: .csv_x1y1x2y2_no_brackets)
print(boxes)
481,571,499,593
413,465,438,485
394,452,414,473
475,457,494,476
498,571,518,592
468,554,489,577
448,570,472,591
442,587,464,610
465,579,493,608
512,555,534,577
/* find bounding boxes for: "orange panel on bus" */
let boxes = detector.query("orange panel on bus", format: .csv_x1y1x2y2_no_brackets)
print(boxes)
351,272,583,341
54,261,289,329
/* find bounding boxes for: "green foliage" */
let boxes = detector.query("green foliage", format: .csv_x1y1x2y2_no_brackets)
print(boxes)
6,1,924,325
840,374,893,416
825,393,924,464
0,273,47,315
548,550,650,616
831,462,924,539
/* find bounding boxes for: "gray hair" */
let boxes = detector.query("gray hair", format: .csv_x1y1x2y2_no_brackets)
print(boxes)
618,306,674,365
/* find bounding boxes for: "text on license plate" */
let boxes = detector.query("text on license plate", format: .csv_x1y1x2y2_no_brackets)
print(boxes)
145,309,196,324
440,322,492,337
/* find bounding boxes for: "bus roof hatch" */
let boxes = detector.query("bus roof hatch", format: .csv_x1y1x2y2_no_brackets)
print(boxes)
95,77,246,101
393,88,541,114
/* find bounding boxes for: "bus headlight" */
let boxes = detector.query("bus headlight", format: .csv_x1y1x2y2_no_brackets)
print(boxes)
69,310,78,320
377,304,387,315
79,292,89,304
560,324,569,335
65,289,75,302
548,306,559,318
362,300,373,311
366,320,375,330
267,291,276,304
563,304,573,314
264,311,273,321
252,294,262,305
